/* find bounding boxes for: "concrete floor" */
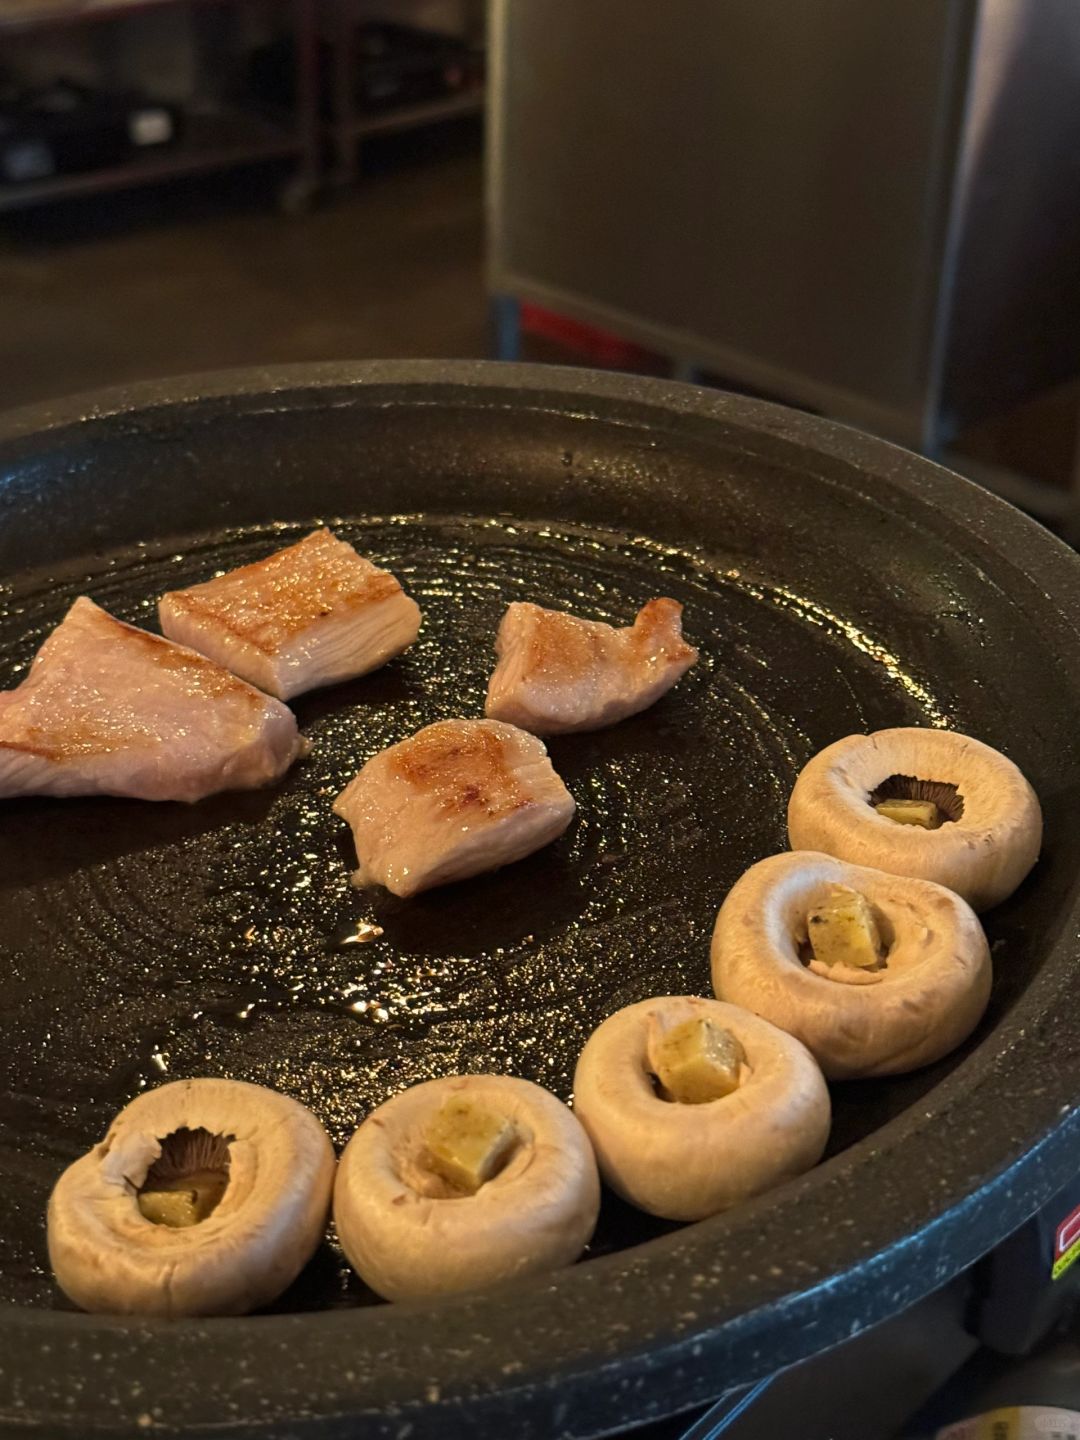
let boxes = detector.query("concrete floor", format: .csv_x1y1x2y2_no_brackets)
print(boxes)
0,125,490,412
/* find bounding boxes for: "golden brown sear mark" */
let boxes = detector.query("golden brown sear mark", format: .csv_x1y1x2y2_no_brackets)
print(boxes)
628,598,695,663
0,608,264,761
109,615,262,699
522,606,605,682
162,530,403,656
389,722,528,817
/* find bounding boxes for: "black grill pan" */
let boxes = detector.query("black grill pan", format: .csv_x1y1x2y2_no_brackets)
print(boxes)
0,362,1077,1437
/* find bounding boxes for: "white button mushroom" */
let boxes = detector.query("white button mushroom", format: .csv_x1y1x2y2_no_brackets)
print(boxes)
333,1074,600,1301
787,728,1042,911
47,1078,336,1317
571,996,831,1222
710,851,992,1079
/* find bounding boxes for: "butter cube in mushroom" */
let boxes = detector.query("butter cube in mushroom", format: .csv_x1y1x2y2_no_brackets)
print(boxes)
788,727,1042,910
874,798,940,829
573,996,830,1222
712,852,992,1079
137,1190,201,1228
47,1078,335,1317
334,1074,600,1301
649,1017,745,1103
806,885,883,970
425,1099,519,1194
136,1129,231,1228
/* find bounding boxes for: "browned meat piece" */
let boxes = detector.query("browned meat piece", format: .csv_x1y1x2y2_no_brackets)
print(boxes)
0,597,302,802
159,529,421,701
333,718,575,897
485,598,698,734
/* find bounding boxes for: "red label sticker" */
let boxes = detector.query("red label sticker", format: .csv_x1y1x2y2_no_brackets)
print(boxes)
1052,1204,1080,1280
1057,1206,1080,1256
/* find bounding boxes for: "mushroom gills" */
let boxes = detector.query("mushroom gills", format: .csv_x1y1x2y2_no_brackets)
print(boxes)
424,1098,520,1195
648,1017,746,1103
136,1127,231,1229
806,885,883,971
869,773,964,828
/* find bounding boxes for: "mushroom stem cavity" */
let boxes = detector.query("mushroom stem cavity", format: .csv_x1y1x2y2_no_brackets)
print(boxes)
424,1098,520,1195
648,1017,746,1103
137,1127,232,1229
48,1079,336,1316
869,773,963,826
806,884,884,973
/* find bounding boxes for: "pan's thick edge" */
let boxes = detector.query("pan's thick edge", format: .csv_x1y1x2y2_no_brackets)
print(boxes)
1,361,1079,1439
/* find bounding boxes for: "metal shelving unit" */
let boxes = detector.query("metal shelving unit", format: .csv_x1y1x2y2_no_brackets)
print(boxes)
324,0,484,186
349,87,482,139
0,0,320,214
0,0,486,212
0,0,242,31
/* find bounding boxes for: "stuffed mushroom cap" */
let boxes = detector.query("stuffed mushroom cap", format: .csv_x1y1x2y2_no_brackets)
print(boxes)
787,727,1041,911
711,851,992,1079
572,996,830,1222
333,1073,600,1302
47,1077,335,1317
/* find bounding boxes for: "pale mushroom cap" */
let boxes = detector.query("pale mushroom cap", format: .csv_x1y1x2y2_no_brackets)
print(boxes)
711,851,992,1079
333,1074,600,1302
787,728,1042,911
47,1078,336,1317
572,996,831,1222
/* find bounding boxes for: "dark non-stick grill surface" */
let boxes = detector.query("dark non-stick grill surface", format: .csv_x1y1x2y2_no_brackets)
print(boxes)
0,364,1077,1438
0,508,1017,1308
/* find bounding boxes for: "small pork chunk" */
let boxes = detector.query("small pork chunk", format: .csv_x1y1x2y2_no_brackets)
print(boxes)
0,597,302,802
485,598,698,735
333,718,575,897
159,529,421,701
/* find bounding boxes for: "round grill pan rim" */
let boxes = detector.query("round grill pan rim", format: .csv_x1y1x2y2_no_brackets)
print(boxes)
0,360,1077,1437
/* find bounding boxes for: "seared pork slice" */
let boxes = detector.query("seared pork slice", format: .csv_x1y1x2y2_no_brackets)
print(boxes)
0,597,302,802
485,598,698,735
159,529,421,701
333,718,575,897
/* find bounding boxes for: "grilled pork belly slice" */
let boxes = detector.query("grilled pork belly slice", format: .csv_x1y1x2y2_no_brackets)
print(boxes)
333,718,575,897
0,597,302,802
159,529,421,701
484,598,698,735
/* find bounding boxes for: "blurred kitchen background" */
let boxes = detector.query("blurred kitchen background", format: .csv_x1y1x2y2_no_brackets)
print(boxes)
2,0,1080,544
3,3,1080,1436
